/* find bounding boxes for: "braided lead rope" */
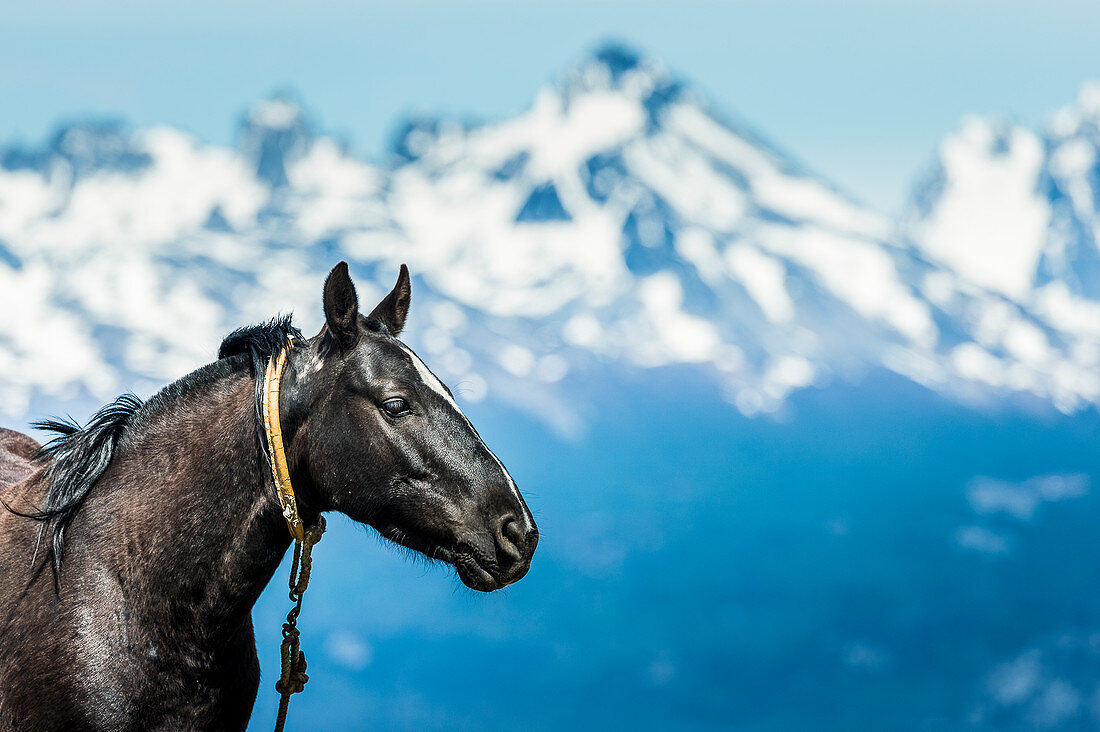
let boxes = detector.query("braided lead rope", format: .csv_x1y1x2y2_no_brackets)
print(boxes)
274,516,326,732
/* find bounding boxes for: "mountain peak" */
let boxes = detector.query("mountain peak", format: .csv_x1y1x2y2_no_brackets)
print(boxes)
245,96,305,131
1049,80,1100,138
0,120,151,180
237,94,313,187
906,116,1048,300
563,41,678,103
591,42,643,80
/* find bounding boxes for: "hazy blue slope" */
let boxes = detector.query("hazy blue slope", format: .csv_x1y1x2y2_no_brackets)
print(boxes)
248,375,1100,730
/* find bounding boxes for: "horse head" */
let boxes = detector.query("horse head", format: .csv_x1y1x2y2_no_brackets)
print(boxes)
279,262,538,591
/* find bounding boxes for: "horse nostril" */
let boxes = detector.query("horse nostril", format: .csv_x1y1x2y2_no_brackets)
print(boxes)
496,515,525,563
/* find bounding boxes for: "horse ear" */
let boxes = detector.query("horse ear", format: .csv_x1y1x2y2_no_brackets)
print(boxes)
323,261,359,347
368,264,411,336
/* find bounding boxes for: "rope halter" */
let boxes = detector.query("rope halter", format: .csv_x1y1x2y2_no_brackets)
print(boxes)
261,344,326,732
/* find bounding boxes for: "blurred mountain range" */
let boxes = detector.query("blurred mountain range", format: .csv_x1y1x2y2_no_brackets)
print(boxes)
1,43,1099,429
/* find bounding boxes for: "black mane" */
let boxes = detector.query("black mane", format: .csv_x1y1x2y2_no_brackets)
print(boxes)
18,394,144,580
217,314,302,365
16,315,301,580
218,314,303,488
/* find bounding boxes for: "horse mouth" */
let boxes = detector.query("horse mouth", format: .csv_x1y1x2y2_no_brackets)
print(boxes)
449,550,505,591
379,524,519,592
449,540,534,591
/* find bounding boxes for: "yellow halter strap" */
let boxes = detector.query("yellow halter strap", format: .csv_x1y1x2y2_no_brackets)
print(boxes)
261,345,304,541
260,342,327,732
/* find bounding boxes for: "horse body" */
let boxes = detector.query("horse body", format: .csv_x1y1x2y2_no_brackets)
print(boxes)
0,370,286,730
0,428,38,488
0,262,539,730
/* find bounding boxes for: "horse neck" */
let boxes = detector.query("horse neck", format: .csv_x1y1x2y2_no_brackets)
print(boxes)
81,368,294,636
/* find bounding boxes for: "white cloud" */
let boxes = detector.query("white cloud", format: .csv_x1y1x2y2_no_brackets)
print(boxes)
324,629,373,671
967,474,1089,521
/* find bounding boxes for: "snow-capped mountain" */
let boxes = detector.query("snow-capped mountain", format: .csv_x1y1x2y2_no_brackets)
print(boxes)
905,85,1100,414
1,44,1098,427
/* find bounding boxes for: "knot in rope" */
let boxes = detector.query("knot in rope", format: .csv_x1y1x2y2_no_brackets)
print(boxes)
274,635,309,695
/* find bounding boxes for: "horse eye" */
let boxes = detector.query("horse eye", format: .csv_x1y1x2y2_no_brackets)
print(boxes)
382,397,410,417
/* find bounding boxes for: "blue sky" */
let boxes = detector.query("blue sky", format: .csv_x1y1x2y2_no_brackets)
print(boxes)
3,0,1100,214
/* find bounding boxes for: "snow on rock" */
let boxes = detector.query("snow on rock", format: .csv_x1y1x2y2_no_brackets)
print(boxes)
2,46,1100,427
906,85,1100,414
908,118,1050,300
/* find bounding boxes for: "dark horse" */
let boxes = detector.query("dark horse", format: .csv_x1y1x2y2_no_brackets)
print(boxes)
0,262,538,730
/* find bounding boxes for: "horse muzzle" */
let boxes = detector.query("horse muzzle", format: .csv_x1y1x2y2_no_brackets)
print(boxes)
453,512,538,592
